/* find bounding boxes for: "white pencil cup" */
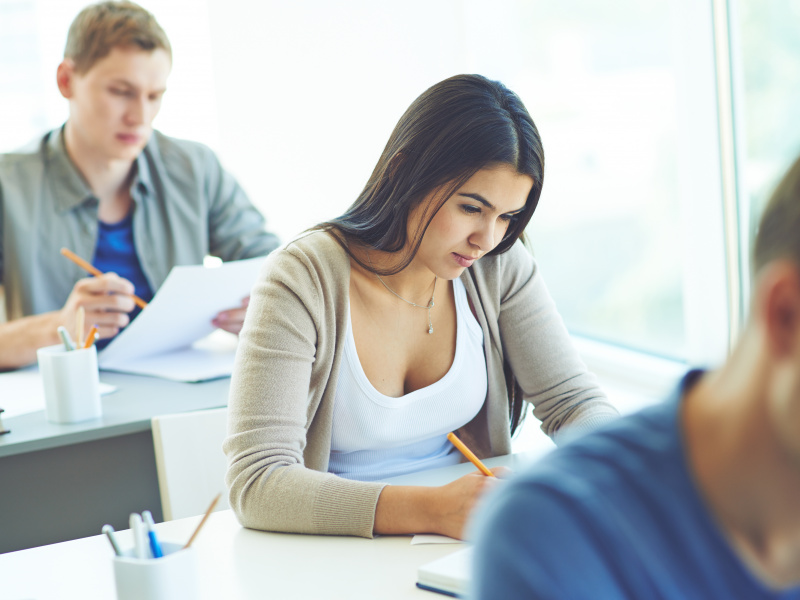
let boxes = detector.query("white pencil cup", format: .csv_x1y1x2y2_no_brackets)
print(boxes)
114,543,200,600
37,343,102,424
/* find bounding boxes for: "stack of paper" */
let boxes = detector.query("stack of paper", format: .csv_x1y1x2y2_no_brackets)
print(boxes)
98,257,264,382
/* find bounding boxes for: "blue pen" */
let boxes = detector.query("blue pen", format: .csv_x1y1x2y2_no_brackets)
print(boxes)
142,510,163,558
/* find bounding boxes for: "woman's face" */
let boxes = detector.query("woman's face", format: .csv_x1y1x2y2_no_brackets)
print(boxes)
410,164,534,279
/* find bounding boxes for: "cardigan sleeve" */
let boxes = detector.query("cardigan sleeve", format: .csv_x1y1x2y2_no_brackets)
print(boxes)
223,243,385,537
495,243,619,441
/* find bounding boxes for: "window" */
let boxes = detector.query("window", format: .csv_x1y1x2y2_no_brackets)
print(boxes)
0,0,47,150
1,0,795,415
736,0,800,281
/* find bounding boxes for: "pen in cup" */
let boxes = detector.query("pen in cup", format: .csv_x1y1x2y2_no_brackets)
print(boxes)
130,513,149,559
102,524,123,556
447,432,495,477
57,326,76,351
83,325,99,349
184,492,221,549
142,510,164,558
75,305,85,349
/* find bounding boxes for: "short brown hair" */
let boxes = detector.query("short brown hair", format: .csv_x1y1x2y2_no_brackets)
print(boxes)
753,155,800,274
64,1,171,74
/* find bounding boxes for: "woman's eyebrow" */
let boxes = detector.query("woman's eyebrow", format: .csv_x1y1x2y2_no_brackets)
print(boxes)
458,193,526,214
458,193,494,209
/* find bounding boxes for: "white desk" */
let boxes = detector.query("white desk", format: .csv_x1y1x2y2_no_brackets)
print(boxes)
1,453,541,599
0,370,230,553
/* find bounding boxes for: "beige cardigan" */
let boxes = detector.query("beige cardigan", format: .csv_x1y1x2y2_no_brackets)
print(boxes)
224,231,618,537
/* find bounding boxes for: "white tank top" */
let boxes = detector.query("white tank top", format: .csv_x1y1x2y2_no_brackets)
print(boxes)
328,278,487,481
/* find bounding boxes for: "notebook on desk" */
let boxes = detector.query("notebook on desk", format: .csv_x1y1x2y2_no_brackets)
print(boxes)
416,546,472,597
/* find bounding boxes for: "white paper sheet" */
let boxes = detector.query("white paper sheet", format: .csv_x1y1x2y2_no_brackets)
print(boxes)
98,257,264,381
411,535,463,545
0,367,116,418
100,331,239,382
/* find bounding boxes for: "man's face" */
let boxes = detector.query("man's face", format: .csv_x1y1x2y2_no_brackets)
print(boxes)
60,46,171,162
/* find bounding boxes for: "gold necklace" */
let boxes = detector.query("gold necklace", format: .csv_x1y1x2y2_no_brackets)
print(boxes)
366,252,438,334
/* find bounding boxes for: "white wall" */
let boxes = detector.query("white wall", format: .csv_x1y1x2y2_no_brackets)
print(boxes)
204,0,481,241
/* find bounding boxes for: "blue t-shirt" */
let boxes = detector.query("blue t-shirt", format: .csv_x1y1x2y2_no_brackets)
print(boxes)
92,213,154,347
469,371,800,600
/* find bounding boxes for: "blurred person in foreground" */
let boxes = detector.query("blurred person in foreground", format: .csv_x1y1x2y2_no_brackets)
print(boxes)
470,155,800,599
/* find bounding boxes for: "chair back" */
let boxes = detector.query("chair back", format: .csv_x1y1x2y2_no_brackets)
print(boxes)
152,406,230,521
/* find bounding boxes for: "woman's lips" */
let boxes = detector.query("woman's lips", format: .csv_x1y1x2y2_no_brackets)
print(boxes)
452,253,475,268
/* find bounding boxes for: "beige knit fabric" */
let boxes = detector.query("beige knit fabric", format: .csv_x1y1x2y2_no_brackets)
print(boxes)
224,231,618,537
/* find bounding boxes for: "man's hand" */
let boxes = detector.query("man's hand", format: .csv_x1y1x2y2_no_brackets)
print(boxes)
60,274,136,340
212,296,250,335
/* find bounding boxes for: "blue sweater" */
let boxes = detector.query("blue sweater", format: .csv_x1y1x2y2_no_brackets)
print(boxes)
469,370,800,600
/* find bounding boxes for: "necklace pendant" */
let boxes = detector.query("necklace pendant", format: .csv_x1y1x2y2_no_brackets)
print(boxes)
428,326,434,334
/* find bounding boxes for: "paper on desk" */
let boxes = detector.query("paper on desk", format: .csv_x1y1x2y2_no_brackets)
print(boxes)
411,535,463,545
0,367,116,418
98,257,265,381
102,330,239,382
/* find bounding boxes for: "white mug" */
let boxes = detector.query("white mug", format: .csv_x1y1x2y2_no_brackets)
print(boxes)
37,343,102,424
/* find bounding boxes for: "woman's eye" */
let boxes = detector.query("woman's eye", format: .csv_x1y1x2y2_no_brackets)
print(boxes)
461,205,481,215
500,213,518,223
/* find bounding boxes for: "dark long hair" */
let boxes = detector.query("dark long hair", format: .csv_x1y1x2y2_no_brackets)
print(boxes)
317,74,544,435
317,74,544,277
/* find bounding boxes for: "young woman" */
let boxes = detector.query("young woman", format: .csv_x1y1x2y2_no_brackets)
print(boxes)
224,74,618,539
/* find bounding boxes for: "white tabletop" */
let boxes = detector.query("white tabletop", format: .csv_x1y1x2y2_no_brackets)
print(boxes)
2,453,542,600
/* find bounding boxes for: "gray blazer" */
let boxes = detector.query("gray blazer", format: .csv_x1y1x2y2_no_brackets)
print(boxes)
0,127,279,320
224,231,619,538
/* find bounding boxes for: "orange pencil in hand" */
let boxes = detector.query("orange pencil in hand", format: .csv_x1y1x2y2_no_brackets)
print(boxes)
447,432,495,477
60,247,148,310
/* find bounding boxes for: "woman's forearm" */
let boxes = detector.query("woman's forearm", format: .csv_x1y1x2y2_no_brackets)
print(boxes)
374,485,438,535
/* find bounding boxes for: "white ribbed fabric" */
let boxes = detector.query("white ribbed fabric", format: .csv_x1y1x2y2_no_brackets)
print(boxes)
328,278,487,482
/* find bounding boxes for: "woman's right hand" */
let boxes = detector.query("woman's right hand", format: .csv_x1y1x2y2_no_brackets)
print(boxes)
426,467,509,539
59,274,137,340
374,467,509,539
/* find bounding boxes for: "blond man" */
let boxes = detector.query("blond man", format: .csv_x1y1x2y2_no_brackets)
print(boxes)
0,1,278,369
